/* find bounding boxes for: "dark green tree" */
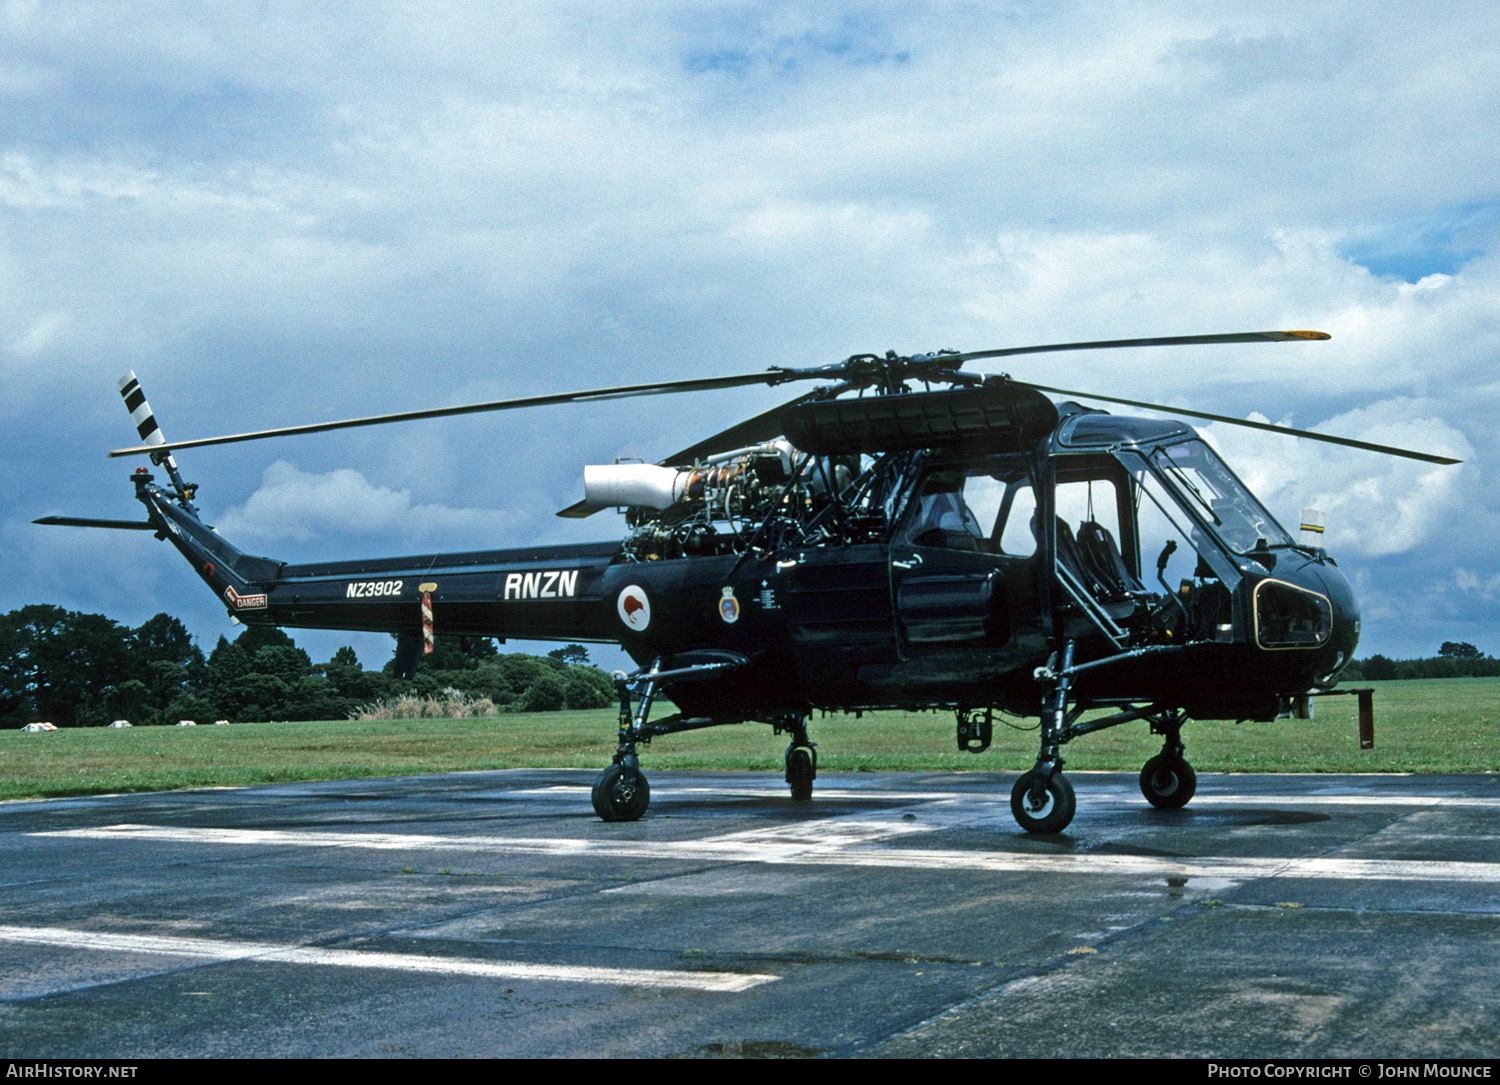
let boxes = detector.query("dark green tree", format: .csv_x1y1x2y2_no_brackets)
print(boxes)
518,672,566,712
391,634,501,672
319,646,383,704
549,644,590,666
563,667,614,709
204,636,251,716
132,614,204,673
253,644,313,686
0,605,132,726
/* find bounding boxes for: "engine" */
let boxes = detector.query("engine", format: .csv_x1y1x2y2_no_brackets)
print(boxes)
578,440,856,561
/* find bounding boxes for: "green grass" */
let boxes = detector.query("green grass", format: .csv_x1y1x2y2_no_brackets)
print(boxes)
2,678,1497,801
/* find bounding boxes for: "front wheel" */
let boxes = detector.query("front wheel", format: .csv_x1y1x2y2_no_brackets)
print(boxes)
1139,755,1196,809
592,763,650,822
1010,770,1076,833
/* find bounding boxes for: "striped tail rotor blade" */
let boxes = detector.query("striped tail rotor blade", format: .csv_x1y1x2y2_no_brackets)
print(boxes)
118,371,177,470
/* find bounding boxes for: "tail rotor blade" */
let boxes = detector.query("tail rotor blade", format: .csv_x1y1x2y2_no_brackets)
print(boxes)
118,371,179,470
118,371,200,512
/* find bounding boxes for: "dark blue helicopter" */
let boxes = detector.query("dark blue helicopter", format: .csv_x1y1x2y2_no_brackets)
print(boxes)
41,330,1457,832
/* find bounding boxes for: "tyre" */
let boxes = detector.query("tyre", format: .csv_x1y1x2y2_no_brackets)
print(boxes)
786,745,816,801
1139,755,1196,809
1010,770,1076,833
591,763,650,822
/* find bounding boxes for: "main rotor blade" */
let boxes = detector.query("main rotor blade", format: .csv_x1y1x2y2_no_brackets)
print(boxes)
108,370,790,458
105,330,1334,459
1012,380,1462,465
954,329,1329,364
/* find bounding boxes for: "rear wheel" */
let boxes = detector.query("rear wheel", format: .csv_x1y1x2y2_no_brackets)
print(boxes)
1139,755,1196,809
592,763,650,822
785,745,816,801
1010,770,1076,833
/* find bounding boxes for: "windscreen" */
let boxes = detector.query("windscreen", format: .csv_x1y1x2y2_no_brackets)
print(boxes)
1149,439,1292,554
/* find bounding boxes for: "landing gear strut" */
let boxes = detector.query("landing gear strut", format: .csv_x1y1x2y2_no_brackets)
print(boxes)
592,667,659,822
1011,641,1206,830
590,653,752,822
1015,640,1079,834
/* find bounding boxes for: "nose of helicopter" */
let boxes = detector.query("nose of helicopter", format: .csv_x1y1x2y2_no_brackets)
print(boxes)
1289,556,1361,683
1320,562,1361,678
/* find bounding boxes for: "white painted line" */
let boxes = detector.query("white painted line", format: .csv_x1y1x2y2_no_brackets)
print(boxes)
509,784,1500,808
39,823,1500,885
509,785,960,801
1175,795,1500,808
0,926,778,992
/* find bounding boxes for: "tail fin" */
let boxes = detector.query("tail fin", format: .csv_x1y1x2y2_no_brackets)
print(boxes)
118,371,198,514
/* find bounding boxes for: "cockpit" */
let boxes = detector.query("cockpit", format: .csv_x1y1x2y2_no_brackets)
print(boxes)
890,423,1329,655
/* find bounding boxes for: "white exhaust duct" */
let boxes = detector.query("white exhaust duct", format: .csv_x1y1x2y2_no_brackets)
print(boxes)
583,464,692,511
580,440,800,512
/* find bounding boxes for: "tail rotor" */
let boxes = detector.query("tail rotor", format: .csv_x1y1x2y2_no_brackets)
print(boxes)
118,371,199,513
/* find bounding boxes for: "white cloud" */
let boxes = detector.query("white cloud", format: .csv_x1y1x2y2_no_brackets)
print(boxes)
215,461,531,549
9,310,67,356
1453,568,1500,602
1200,401,1474,559
3,2,1497,662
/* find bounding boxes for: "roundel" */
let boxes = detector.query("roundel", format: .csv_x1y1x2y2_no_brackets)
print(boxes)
617,585,651,631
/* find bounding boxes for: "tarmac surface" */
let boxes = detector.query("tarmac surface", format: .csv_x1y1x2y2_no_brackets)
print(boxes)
0,767,1496,1059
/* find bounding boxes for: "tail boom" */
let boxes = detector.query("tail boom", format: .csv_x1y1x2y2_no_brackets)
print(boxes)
134,468,620,645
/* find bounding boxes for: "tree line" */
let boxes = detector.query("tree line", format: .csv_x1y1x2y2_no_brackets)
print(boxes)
1339,642,1500,682
0,604,616,728
6,603,1492,728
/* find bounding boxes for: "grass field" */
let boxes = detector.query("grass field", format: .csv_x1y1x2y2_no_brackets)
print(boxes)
2,678,1497,801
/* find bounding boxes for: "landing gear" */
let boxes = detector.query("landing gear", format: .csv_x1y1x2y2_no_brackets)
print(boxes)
1013,642,1204,828
594,665,660,823
594,655,809,820
1014,640,1079,833
1141,711,1195,810
1010,769,1076,834
592,761,650,822
785,744,817,801
775,713,818,801
1139,756,1195,808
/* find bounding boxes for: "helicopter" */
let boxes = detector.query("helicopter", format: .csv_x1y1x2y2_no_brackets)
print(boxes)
37,330,1460,833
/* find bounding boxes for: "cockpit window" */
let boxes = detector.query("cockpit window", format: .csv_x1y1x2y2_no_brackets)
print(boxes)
897,459,1036,556
900,474,986,550
1149,440,1292,554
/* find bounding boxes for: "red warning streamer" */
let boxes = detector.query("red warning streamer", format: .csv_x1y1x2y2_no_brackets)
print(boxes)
421,591,435,655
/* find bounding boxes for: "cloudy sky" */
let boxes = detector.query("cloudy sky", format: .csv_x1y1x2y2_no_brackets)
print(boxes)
3,1,1496,669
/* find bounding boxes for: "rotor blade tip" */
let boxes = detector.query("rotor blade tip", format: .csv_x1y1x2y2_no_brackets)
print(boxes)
1283,330,1331,340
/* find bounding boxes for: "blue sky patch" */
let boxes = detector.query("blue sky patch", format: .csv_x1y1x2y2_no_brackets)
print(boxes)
683,12,910,79
1340,202,1500,281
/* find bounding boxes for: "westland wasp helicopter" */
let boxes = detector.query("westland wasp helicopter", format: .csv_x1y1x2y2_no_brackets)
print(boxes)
39,331,1460,832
